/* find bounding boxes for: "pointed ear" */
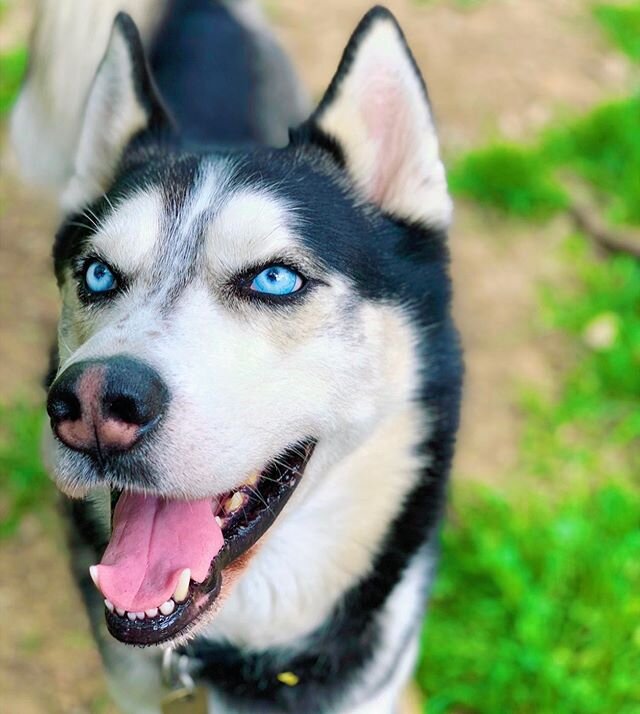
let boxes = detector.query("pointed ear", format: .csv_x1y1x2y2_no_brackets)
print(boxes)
62,13,171,212
309,7,451,229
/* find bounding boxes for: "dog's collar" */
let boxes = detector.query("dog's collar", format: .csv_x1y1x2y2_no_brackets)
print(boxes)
162,645,302,712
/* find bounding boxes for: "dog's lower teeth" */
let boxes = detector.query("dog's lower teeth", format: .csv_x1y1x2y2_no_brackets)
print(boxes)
135,611,145,620
127,612,137,621
116,607,126,617
145,607,158,618
104,599,114,612
160,599,175,616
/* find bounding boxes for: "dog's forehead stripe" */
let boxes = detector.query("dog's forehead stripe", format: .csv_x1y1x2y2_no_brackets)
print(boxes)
148,157,238,305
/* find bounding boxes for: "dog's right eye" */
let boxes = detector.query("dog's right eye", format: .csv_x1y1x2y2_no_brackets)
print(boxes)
250,266,303,296
85,261,117,294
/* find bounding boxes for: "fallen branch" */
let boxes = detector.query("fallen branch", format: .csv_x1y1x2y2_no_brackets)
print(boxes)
568,201,640,259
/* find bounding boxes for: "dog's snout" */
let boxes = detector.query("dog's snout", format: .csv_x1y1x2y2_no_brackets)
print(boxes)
47,356,169,454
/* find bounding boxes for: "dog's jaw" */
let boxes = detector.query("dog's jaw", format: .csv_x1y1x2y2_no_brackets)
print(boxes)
87,440,316,646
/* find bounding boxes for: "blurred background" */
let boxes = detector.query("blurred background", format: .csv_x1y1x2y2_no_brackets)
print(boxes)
1,0,638,712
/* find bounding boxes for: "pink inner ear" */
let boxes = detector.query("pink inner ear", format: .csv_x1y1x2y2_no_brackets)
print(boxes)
358,63,416,206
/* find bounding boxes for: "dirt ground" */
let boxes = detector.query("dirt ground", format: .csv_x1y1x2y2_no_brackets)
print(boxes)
0,0,632,711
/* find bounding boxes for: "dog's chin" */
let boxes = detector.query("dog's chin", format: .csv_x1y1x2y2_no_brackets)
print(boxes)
86,439,317,647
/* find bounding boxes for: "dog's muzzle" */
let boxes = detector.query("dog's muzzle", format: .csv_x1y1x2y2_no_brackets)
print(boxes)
47,355,169,455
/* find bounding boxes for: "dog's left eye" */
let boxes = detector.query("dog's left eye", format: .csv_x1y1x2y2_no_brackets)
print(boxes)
250,266,303,296
85,261,117,293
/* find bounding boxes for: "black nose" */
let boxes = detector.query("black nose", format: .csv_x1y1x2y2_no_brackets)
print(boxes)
47,356,169,454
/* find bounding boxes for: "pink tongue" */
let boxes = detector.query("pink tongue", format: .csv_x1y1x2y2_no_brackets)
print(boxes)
96,492,224,611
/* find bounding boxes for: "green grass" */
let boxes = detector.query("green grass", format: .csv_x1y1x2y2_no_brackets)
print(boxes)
0,402,53,537
418,482,640,714
519,233,640,482
0,45,27,115
542,97,640,225
420,9,640,708
594,2,640,61
448,143,568,219
416,236,640,713
448,97,640,226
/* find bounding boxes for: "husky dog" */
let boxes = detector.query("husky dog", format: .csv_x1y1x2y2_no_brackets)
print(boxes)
12,1,462,712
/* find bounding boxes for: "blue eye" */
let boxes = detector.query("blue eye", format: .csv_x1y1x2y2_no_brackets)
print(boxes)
85,261,116,293
250,266,303,296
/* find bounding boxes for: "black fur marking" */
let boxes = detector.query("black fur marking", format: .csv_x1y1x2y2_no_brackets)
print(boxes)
150,0,258,146
288,123,345,168
112,12,175,139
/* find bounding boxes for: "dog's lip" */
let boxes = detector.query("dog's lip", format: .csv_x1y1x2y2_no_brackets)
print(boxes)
103,439,316,646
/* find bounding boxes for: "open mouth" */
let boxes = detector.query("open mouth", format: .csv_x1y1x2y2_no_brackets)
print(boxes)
89,439,316,646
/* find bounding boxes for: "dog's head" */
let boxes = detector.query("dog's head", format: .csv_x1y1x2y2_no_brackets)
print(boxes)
45,8,456,646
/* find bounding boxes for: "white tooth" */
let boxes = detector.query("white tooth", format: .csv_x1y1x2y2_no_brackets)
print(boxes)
224,491,246,514
116,607,126,617
135,612,145,620
89,565,100,591
245,470,260,487
104,599,114,612
215,515,223,527
127,611,136,621
160,600,175,616
145,607,158,618
173,568,191,603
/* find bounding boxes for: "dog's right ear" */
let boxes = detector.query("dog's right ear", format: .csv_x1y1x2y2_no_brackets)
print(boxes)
62,13,172,213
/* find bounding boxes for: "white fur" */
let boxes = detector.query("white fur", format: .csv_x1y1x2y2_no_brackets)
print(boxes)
49,178,430,646
316,14,452,229
61,19,150,212
85,190,164,274
340,550,433,712
10,0,163,196
51,182,422,502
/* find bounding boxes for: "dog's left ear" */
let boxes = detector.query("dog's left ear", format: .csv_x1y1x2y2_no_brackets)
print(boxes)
62,12,172,213
307,7,451,229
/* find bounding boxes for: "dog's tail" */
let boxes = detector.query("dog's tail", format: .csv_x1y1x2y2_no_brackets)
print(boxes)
10,0,308,199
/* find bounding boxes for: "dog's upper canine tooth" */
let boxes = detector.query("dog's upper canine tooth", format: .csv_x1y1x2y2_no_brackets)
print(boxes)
89,565,100,592
173,568,191,603
224,491,247,514
244,469,260,487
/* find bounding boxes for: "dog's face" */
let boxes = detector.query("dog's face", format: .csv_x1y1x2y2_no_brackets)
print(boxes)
45,9,455,646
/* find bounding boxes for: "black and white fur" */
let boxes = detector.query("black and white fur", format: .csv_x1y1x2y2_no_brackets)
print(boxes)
12,2,462,712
